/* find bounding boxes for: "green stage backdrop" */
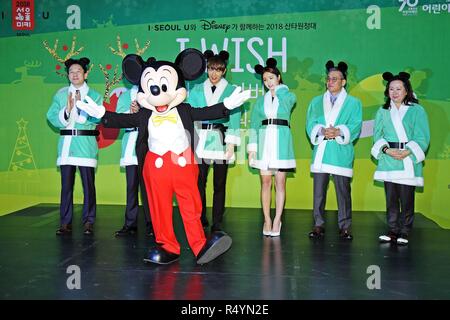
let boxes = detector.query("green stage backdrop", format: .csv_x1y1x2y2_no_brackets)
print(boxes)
0,0,449,227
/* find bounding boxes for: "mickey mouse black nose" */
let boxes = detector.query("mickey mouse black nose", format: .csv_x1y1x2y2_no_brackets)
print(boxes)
150,85,160,96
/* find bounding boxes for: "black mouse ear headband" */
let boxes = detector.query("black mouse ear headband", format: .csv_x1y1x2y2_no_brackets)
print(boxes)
382,71,411,82
64,57,90,71
203,50,230,64
254,57,278,75
326,60,348,76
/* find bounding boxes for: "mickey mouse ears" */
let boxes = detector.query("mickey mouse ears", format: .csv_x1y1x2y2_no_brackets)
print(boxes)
254,58,278,75
325,60,348,74
382,71,411,82
175,48,206,80
203,50,229,63
122,48,206,85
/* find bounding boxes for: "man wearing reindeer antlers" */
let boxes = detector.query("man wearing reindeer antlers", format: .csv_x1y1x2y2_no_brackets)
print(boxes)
306,60,362,241
47,57,103,236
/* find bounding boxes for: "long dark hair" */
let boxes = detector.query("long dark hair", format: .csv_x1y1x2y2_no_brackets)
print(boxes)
382,71,418,109
254,58,283,84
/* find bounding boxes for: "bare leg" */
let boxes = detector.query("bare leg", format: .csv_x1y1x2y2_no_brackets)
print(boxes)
272,171,286,233
260,173,273,233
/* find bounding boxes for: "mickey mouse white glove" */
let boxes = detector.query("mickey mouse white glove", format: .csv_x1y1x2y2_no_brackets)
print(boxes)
76,96,106,119
223,86,251,110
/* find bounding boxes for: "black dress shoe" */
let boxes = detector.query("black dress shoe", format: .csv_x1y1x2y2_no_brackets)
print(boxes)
308,226,325,239
143,246,180,265
114,225,137,237
56,224,72,235
339,229,353,241
196,231,232,265
83,223,94,235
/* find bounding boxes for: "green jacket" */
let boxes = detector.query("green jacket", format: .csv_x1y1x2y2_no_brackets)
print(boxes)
116,86,138,167
46,83,102,167
371,103,430,186
247,85,297,170
306,89,362,177
187,78,241,161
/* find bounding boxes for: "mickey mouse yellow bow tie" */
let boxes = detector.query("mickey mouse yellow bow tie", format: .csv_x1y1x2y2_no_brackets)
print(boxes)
152,113,178,126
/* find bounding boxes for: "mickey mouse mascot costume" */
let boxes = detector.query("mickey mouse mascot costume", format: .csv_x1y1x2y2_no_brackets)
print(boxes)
77,48,250,264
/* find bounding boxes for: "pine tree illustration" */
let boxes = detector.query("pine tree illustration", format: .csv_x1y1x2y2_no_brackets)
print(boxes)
8,119,37,173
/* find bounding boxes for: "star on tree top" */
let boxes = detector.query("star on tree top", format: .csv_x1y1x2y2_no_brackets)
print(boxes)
17,118,28,129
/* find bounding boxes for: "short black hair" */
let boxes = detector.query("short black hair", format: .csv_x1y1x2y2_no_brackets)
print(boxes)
65,57,90,73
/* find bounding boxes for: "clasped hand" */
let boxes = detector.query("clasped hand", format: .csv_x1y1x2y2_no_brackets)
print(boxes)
386,148,411,160
321,125,341,139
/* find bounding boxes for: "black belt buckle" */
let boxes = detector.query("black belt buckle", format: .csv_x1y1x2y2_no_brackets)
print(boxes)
262,118,289,127
60,129,99,136
388,141,407,150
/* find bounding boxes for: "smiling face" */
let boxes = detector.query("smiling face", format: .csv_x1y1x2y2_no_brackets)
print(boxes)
207,66,225,86
262,71,281,92
388,80,407,106
68,64,87,87
136,65,187,114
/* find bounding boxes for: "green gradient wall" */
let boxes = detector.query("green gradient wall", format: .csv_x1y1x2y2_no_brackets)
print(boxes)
0,1,449,227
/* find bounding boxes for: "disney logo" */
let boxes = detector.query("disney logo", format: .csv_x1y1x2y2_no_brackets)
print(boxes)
200,20,231,33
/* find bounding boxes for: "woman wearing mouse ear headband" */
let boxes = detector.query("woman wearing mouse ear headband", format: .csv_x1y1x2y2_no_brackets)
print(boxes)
372,71,430,246
248,58,297,238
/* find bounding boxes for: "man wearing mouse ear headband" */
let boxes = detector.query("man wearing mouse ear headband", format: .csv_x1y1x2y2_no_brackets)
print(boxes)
187,50,242,233
47,57,103,236
306,60,362,241
372,71,430,246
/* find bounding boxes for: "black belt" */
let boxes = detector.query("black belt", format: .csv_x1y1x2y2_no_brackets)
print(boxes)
261,119,289,127
125,128,138,132
200,123,227,145
60,129,99,136
201,123,227,131
388,142,408,149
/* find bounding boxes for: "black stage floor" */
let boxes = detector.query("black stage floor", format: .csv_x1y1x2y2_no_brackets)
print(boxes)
1,204,449,300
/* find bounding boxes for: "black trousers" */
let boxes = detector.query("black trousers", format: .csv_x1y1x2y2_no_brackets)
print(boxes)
60,165,96,225
384,181,415,235
124,165,151,228
198,159,229,228
312,173,352,230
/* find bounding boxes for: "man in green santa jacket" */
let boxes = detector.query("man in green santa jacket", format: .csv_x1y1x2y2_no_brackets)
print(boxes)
47,57,102,235
187,50,241,233
306,60,362,241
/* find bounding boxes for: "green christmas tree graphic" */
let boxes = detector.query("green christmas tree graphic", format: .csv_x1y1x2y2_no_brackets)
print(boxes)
8,119,37,173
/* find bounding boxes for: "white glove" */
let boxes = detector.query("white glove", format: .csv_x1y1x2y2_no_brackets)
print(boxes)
76,96,106,119
223,87,251,110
